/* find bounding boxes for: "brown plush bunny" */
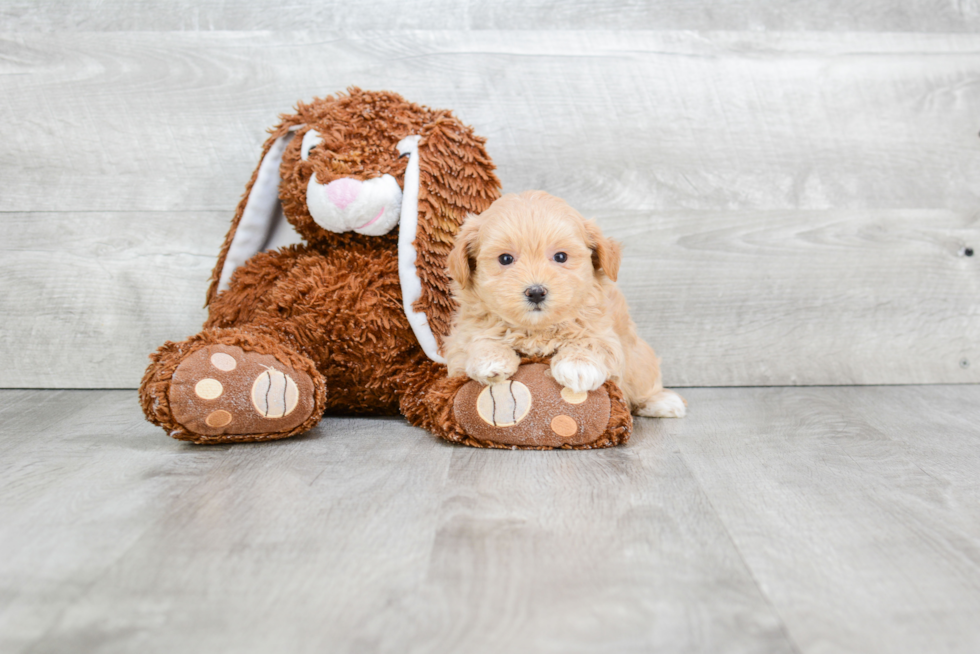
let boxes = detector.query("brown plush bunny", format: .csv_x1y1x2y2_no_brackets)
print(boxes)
139,89,631,449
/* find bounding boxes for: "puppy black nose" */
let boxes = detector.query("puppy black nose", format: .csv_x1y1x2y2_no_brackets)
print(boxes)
524,285,548,305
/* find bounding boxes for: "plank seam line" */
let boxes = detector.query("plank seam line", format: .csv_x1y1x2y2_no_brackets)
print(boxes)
673,440,805,654
3,383,980,391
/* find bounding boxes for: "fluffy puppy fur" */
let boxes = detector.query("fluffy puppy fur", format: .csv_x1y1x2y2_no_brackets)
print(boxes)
445,191,686,418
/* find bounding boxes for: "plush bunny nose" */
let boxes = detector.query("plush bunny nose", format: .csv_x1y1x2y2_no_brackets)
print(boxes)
324,177,362,209
525,285,548,304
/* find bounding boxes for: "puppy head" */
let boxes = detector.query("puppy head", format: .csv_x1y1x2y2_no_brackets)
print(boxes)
448,190,621,328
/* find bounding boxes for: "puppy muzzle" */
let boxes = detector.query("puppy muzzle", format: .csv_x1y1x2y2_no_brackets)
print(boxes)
525,285,548,306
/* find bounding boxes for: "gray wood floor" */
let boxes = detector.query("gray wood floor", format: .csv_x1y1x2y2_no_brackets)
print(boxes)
3,386,980,653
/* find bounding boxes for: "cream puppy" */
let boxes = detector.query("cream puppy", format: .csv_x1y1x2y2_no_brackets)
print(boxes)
445,190,686,418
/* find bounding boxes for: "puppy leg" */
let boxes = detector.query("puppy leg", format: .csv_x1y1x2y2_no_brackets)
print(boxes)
622,339,687,418
636,390,687,418
465,339,521,386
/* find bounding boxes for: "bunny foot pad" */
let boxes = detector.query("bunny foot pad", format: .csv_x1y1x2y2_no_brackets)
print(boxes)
453,363,612,448
168,345,316,437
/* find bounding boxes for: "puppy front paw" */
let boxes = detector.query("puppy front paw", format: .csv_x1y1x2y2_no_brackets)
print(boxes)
550,358,607,394
466,351,520,386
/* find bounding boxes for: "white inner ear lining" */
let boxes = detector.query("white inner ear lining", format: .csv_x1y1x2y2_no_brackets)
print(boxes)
217,130,297,293
397,135,446,364
218,129,446,364
301,129,322,160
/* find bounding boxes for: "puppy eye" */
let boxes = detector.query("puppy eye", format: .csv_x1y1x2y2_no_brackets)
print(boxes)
553,252,568,263
498,254,514,266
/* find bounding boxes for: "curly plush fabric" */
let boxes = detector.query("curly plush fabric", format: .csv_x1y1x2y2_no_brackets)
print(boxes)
139,328,328,444
139,88,632,448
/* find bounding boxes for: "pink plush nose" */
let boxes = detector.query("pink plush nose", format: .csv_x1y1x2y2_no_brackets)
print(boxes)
324,177,361,209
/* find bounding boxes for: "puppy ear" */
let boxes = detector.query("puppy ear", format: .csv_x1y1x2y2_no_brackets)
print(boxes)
447,213,481,289
584,220,622,282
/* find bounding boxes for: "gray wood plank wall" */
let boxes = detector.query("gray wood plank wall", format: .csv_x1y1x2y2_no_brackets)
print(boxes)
2,6,979,388
6,1,980,32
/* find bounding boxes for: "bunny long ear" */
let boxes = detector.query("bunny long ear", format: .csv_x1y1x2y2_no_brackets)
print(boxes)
408,113,501,350
205,124,303,307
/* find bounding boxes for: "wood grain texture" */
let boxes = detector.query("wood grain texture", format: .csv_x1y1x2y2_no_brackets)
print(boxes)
0,391,233,651
0,389,792,654
2,30,979,387
611,208,980,386
672,385,980,654
5,0,980,32
4,386,980,653
3,31,980,214
3,207,975,389
0,212,224,388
